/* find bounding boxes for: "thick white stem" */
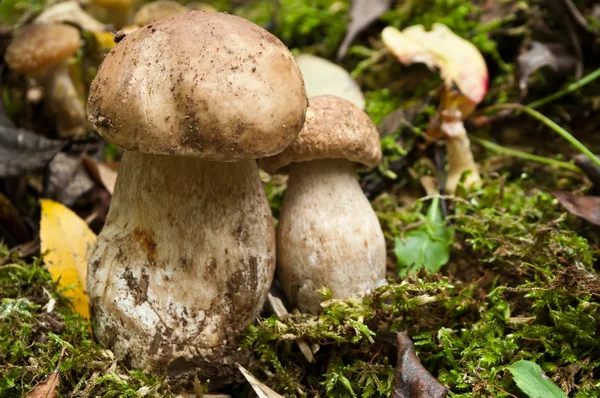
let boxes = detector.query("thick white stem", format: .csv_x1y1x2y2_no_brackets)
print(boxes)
43,62,86,138
445,129,481,194
277,159,387,314
88,151,275,381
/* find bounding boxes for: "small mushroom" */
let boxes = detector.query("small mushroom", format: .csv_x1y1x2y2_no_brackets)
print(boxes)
4,24,86,138
259,95,386,314
86,11,306,382
186,2,218,12
133,0,187,26
87,0,138,28
439,107,481,194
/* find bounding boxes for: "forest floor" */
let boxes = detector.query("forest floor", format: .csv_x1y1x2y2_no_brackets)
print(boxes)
1,0,599,397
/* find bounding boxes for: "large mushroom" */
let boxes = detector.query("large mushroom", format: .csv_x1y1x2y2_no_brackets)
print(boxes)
259,95,386,314
86,11,307,381
4,24,86,138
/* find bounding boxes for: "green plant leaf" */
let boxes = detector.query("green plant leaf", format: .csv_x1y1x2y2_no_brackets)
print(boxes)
507,360,568,398
394,197,453,277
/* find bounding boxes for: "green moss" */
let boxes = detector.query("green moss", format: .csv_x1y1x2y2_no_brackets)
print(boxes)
0,0,46,26
244,174,600,397
236,0,350,57
0,249,172,397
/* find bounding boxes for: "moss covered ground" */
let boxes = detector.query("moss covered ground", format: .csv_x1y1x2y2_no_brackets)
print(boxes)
1,0,599,397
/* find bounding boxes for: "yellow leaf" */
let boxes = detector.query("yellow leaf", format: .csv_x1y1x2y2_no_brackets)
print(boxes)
40,199,96,320
382,23,488,110
92,31,117,50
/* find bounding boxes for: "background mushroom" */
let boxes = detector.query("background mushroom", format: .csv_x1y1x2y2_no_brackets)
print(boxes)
259,95,386,314
86,11,306,382
4,23,86,138
86,0,138,28
133,0,187,26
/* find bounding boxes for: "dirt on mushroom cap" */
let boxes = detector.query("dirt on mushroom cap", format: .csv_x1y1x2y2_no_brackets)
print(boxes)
87,11,307,161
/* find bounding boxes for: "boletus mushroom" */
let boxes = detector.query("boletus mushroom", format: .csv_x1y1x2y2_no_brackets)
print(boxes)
259,95,386,314
4,23,86,138
133,0,187,26
86,11,307,382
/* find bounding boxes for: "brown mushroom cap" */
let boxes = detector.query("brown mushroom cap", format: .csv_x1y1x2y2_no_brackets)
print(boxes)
259,95,381,174
133,0,187,26
87,11,307,161
4,24,80,75
93,0,136,9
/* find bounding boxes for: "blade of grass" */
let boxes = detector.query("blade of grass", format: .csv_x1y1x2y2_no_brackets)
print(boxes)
527,67,600,109
484,103,600,170
471,136,581,172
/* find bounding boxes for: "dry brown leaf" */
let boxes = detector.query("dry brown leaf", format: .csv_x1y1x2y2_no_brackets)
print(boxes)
97,163,118,194
82,153,119,195
382,23,488,109
40,199,97,320
24,372,60,398
553,191,600,226
24,346,67,398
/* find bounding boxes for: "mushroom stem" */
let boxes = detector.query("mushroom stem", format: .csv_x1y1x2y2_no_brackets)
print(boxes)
445,128,481,194
41,62,86,138
88,151,275,379
277,158,386,314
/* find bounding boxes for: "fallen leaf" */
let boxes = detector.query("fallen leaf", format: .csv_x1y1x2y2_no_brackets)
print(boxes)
0,115,66,178
46,152,95,206
507,360,568,398
517,42,576,92
24,346,67,398
391,331,448,398
24,372,59,398
40,199,96,320
237,364,284,398
296,54,365,110
394,197,453,276
553,191,600,226
81,154,119,195
336,0,392,61
382,23,488,108
96,163,118,194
